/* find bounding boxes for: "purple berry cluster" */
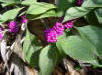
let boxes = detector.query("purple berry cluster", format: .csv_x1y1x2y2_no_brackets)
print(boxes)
8,16,27,34
44,21,73,43
77,0,83,6
8,21,19,34
44,29,58,43
63,21,73,29
21,16,28,24
53,22,64,36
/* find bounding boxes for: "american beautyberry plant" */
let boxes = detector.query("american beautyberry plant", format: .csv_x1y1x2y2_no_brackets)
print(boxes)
0,0,102,75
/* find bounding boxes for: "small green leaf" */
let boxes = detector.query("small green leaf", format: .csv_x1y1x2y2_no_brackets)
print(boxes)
84,11,99,25
56,0,76,17
63,7,92,22
0,0,21,7
23,30,42,67
82,0,102,7
1,3,13,7
57,0,75,11
94,8,102,24
0,8,23,23
0,0,21,3
56,33,67,56
39,45,60,75
27,9,56,20
21,0,36,5
26,2,56,15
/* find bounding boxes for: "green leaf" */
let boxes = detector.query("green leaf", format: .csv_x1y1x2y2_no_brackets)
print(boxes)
21,0,36,5
0,0,21,3
26,2,56,15
1,3,13,7
94,8,102,24
57,35,94,60
56,32,100,65
63,7,92,22
56,0,76,17
23,30,42,67
56,33,68,56
84,11,99,25
0,8,23,23
39,45,60,75
76,25,102,56
82,0,102,7
67,35,99,65
0,0,21,7
57,0,75,11
27,9,56,20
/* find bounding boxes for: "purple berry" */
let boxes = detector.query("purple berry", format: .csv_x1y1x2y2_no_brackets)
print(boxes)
44,29,58,43
53,22,64,36
8,21,19,34
77,0,83,6
21,16,28,24
63,21,73,29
